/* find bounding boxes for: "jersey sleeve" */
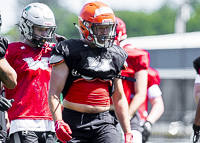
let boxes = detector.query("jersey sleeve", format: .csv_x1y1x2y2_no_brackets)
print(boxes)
147,67,162,98
128,51,150,72
148,67,160,88
193,56,200,74
195,74,200,84
49,41,68,66
123,44,150,72
148,84,162,99
134,53,149,72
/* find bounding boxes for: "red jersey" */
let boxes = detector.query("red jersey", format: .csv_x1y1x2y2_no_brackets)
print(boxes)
64,78,111,106
5,42,53,121
121,44,150,104
139,67,161,121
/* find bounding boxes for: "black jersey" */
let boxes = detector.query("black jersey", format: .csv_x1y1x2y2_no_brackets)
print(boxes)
50,39,128,97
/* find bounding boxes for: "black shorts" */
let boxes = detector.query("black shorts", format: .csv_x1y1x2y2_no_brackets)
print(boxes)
109,110,143,133
63,108,119,143
9,131,56,143
130,111,143,133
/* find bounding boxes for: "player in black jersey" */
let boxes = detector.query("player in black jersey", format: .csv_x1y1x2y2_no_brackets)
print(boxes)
48,1,133,143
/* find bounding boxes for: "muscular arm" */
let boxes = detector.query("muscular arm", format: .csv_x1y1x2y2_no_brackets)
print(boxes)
112,77,131,133
147,96,164,124
194,99,200,125
129,69,148,117
194,83,200,104
48,62,69,122
0,58,17,89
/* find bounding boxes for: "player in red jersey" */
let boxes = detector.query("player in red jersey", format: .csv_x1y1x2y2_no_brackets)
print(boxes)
109,17,150,143
5,3,57,143
48,2,133,143
138,67,164,143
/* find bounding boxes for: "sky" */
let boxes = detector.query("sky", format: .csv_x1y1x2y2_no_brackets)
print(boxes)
0,0,186,34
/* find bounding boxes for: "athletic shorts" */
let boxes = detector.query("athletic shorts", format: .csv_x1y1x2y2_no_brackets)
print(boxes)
63,108,119,143
9,131,56,143
130,111,143,133
109,110,143,133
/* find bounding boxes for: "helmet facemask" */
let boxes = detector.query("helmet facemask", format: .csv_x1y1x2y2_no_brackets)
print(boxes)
32,25,55,47
79,19,117,48
90,22,116,48
19,18,56,47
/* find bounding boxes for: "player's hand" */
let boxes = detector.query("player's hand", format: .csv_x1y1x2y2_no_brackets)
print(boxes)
0,36,8,57
193,124,200,143
0,96,14,112
124,132,133,143
55,120,72,142
142,121,152,143
54,33,67,43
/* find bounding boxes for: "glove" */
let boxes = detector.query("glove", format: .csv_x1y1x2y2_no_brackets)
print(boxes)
0,36,8,58
55,120,72,142
0,96,14,112
54,33,67,43
142,121,152,143
124,132,133,143
193,124,200,143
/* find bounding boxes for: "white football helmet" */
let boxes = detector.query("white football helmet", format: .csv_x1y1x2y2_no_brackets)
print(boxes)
18,3,57,47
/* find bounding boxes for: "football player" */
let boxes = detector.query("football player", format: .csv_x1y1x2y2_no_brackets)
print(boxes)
111,16,150,143
5,3,57,143
138,67,164,143
48,1,133,143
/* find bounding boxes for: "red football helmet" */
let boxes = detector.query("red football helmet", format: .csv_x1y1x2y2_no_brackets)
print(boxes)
114,17,127,46
78,1,117,48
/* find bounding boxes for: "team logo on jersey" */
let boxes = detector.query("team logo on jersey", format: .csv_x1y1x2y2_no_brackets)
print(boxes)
21,46,25,50
87,57,111,72
23,57,50,70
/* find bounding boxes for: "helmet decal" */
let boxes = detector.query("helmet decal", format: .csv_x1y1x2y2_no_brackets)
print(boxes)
25,6,31,11
94,7,114,18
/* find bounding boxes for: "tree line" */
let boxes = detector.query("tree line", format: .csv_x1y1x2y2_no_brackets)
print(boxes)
4,0,200,42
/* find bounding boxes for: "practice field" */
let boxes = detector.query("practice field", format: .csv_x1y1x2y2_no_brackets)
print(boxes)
147,120,194,143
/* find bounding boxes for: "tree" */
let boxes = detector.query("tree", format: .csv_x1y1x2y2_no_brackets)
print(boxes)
115,4,177,37
187,1,200,32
